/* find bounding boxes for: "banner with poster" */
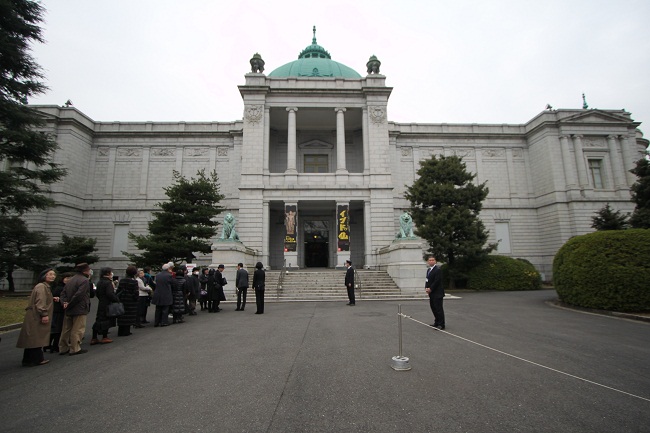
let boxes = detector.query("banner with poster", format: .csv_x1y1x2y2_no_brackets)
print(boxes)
284,205,297,252
186,264,196,274
337,204,350,251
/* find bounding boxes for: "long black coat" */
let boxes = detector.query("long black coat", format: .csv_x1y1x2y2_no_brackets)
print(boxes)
207,270,226,301
171,275,187,314
51,282,66,334
94,277,119,331
116,278,139,326
152,271,173,306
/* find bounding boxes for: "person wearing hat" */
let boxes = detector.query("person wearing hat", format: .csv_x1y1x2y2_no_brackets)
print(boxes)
59,263,92,356
16,268,55,367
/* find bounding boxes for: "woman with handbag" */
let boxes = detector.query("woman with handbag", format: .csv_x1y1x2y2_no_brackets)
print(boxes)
91,267,119,345
116,266,140,336
16,268,55,367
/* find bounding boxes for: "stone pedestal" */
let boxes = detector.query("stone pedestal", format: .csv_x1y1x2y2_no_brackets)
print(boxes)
376,238,426,296
211,240,257,299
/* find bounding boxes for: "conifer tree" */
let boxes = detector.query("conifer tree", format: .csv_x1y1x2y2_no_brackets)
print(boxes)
591,203,629,231
0,0,67,215
629,157,650,229
55,235,100,273
125,170,225,269
405,155,495,284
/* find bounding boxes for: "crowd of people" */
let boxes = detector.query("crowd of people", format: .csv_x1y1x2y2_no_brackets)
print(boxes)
15,260,266,367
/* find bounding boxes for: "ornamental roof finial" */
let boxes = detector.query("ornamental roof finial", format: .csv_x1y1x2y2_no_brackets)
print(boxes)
312,25,317,45
582,93,589,109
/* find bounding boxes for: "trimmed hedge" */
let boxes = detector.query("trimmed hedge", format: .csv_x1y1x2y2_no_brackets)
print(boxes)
463,255,542,291
553,229,650,312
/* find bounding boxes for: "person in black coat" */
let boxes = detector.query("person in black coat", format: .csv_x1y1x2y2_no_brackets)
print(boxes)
253,262,266,314
116,266,140,336
206,269,216,312
424,255,445,329
47,272,74,352
235,263,249,311
171,265,187,323
185,267,200,315
344,260,355,306
152,263,174,327
199,268,209,311
208,265,226,313
91,268,119,345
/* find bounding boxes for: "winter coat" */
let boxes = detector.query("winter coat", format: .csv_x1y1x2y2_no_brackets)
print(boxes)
16,282,54,349
116,278,139,326
93,277,120,332
236,268,249,289
152,271,173,306
208,270,226,301
185,274,200,300
60,273,90,316
253,269,266,290
171,275,187,314
50,283,65,334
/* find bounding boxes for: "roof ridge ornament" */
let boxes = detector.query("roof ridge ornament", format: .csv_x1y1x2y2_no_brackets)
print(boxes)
312,25,317,45
582,93,589,109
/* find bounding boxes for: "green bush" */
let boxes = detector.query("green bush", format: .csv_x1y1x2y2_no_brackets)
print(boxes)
464,255,541,291
553,229,650,312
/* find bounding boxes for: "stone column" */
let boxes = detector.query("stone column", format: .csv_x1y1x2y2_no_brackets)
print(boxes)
335,107,348,174
572,135,589,188
560,135,578,187
619,134,636,186
263,107,270,173
262,200,270,267
362,107,370,174
607,135,625,189
106,147,116,195
139,147,150,195
286,107,298,174
364,200,373,268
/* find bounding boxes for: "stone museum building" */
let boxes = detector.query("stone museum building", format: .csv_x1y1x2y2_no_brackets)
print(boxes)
25,31,648,288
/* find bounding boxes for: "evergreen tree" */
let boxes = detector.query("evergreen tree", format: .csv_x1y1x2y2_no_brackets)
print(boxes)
0,0,67,215
591,203,629,231
629,157,650,229
405,155,495,285
0,216,57,291
55,234,100,273
125,170,225,269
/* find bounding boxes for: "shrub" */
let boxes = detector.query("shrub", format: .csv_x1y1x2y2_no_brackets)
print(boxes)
553,229,650,312
464,255,541,291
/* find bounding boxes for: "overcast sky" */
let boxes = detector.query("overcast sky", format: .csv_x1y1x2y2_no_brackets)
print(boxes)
29,0,650,135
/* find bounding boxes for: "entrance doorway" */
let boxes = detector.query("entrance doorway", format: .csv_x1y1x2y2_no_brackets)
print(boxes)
304,220,329,267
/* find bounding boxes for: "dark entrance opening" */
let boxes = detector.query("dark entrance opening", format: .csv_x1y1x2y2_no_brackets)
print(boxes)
304,220,329,267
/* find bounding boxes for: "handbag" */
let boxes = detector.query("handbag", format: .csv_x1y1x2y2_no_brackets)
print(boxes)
107,302,125,318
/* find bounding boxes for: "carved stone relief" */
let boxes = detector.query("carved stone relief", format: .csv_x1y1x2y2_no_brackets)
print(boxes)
97,147,109,158
454,148,474,158
185,147,209,157
583,137,607,148
151,148,175,157
512,148,523,158
400,147,412,158
369,106,386,124
117,148,141,158
217,147,229,157
245,105,264,124
483,148,505,158
112,213,132,223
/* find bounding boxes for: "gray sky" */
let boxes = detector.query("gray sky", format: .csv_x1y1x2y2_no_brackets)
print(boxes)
30,0,650,134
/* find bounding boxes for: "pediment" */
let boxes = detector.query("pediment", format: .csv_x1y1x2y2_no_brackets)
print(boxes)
559,109,632,125
298,139,333,149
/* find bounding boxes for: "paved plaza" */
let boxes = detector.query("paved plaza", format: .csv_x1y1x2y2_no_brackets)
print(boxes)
0,290,648,432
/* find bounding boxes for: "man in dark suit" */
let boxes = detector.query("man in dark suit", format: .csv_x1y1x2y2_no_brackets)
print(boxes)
235,263,249,311
425,255,445,329
345,260,355,306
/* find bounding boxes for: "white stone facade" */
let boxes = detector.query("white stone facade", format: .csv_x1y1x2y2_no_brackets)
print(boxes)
22,68,648,287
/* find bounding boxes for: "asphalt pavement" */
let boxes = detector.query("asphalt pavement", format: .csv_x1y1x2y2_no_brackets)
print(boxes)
0,290,649,433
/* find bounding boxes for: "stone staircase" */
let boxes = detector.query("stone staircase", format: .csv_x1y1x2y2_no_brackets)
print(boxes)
255,269,409,302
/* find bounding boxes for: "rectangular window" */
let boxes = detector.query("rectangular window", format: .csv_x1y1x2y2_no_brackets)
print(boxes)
495,222,511,254
112,224,129,258
588,159,604,189
304,154,328,173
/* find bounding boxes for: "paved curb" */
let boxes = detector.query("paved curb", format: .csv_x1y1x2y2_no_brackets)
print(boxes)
548,299,650,323
0,323,21,333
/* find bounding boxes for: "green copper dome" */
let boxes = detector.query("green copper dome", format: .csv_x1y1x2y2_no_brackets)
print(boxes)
268,27,362,79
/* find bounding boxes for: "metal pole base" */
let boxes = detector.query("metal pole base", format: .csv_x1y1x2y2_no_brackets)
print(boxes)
391,355,411,371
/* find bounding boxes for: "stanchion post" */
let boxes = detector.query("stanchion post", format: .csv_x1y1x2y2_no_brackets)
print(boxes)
391,304,411,371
